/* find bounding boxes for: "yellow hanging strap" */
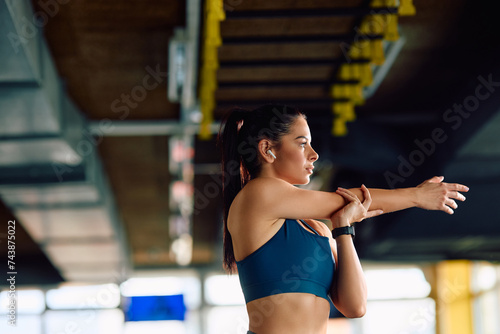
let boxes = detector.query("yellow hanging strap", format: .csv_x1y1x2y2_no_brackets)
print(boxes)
370,39,385,66
337,64,350,81
199,0,225,140
337,63,362,81
331,101,356,136
360,63,373,87
332,117,348,137
399,0,416,16
369,0,386,7
360,14,385,35
370,0,397,8
384,14,399,41
347,40,372,88
335,101,356,122
331,84,364,106
352,84,364,106
348,40,371,61
331,84,349,99
331,62,364,135
358,40,372,59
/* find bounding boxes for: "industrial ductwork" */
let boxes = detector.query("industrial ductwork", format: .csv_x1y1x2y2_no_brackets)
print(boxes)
0,0,131,283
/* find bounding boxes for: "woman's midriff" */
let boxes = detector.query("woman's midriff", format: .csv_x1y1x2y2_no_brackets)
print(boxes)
246,292,330,334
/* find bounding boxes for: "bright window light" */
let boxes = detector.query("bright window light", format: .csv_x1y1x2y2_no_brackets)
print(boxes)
124,320,187,334
362,298,435,334
206,306,248,334
365,268,431,300
46,284,120,310
0,289,45,315
120,276,201,309
0,314,42,334
44,309,123,334
475,263,497,292
204,274,245,305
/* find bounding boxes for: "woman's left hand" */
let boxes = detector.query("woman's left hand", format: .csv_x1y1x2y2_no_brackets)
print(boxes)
331,185,384,228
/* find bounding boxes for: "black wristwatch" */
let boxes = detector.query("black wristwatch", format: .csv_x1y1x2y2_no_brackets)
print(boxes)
332,225,355,239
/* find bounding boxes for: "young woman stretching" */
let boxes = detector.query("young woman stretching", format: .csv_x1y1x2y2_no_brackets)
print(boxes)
218,104,469,334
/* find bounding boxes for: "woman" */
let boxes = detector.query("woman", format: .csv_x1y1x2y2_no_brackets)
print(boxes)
218,104,469,334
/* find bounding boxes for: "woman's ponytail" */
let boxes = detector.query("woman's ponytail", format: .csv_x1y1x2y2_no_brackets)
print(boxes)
218,107,248,272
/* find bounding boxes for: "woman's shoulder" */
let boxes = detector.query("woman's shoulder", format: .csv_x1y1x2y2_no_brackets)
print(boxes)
233,177,293,210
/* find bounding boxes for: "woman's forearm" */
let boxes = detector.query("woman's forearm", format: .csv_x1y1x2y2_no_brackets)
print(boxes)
331,234,367,318
347,187,418,214
346,177,468,215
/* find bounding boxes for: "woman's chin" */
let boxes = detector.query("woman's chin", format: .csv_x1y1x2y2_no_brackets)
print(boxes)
296,176,311,185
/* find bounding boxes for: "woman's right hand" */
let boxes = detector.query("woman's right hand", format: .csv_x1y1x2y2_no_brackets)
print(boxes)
414,176,469,214
331,185,384,228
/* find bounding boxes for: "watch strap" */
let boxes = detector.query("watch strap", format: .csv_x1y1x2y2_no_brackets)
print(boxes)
332,225,355,239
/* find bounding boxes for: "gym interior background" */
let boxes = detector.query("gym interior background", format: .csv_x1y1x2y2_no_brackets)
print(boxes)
1,0,500,333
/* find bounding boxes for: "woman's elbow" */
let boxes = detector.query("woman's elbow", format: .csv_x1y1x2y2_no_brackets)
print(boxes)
343,304,366,318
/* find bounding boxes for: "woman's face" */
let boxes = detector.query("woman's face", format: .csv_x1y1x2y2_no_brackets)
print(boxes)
272,116,319,185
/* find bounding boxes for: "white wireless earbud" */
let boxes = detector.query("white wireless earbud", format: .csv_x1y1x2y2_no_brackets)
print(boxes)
267,150,277,159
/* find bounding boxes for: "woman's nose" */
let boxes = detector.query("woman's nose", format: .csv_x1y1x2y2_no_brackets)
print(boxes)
310,147,319,161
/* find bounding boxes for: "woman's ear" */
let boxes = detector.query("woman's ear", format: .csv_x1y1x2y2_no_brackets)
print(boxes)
258,139,275,163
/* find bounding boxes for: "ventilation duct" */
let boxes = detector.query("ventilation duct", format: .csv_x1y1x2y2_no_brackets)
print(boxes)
0,0,130,283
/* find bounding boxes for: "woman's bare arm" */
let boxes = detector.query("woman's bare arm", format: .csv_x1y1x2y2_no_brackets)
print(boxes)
347,176,469,215
328,186,376,318
244,176,469,222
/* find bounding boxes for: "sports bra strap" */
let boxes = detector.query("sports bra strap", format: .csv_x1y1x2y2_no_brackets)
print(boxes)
299,219,320,236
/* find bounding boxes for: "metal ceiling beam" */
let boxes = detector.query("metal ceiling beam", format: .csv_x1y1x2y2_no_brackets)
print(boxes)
87,120,221,136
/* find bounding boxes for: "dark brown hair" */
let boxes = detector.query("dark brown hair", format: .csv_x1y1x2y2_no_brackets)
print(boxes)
217,104,305,272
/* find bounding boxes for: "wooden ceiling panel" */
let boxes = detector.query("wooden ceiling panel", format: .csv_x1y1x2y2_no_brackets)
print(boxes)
35,0,182,123
216,86,328,101
68,0,185,31
218,65,336,82
76,32,158,67
84,74,176,120
219,42,344,61
221,17,356,37
99,136,172,266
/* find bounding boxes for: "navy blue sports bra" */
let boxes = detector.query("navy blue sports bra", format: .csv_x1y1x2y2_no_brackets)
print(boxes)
236,219,335,304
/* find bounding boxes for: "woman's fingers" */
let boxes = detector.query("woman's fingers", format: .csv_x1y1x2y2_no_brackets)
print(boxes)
448,190,467,202
443,205,454,215
365,209,384,218
336,188,360,203
335,186,382,222
337,185,372,209
445,183,470,193
445,198,458,209
360,184,372,209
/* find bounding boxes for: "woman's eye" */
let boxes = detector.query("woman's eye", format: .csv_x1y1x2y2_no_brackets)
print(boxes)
300,142,307,147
